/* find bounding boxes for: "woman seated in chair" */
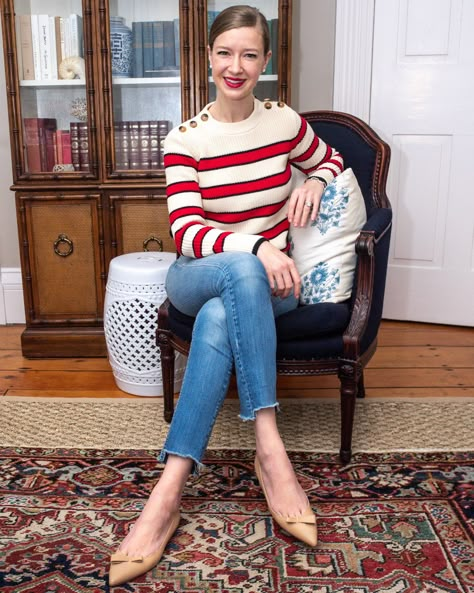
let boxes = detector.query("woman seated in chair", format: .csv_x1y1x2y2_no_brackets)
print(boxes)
109,4,343,586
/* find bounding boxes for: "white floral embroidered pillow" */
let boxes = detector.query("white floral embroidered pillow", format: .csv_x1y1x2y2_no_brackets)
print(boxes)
289,168,367,305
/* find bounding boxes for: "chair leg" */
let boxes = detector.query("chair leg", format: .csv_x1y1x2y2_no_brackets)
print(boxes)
338,362,361,464
158,330,176,423
357,372,366,398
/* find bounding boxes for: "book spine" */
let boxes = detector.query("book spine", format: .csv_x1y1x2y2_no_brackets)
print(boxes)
157,120,170,168
69,14,83,58
62,131,72,164
37,14,51,80
55,130,63,165
78,123,89,171
132,22,144,78
114,122,128,170
55,17,64,76
143,22,154,77
64,16,71,58
128,121,140,169
23,118,42,172
149,120,159,169
138,121,151,169
173,18,180,69
163,21,175,67
19,15,35,80
70,122,81,171
42,119,58,171
30,15,41,80
48,16,58,80
152,21,164,73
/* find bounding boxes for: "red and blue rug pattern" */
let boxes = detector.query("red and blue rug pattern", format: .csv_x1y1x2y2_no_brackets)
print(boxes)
0,448,473,592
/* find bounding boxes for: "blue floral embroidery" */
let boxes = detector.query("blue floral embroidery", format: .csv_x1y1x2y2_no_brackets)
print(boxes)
312,182,349,235
301,262,340,304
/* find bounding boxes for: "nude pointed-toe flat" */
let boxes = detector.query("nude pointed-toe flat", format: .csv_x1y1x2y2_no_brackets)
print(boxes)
255,457,317,547
108,511,181,587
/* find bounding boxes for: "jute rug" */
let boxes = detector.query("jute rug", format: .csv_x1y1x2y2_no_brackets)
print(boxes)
1,396,474,452
0,447,473,592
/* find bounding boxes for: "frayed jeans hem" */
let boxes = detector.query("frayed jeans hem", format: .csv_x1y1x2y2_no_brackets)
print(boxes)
159,449,204,477
239,402,279,422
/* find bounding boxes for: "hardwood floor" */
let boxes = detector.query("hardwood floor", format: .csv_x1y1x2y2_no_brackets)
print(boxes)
0,321,473,399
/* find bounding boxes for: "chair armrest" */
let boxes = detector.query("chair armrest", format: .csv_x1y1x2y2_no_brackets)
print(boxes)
343,208,392,359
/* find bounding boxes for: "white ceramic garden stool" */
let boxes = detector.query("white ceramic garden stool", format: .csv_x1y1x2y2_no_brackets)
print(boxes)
104,251,186,396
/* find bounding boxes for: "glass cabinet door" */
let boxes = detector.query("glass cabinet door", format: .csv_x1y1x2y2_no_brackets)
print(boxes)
105,0,185,177
14,0,96,177
206,0,290,105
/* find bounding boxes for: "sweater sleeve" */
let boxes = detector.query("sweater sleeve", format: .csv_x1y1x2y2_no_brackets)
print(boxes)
164,130,263,258
288,112,344,187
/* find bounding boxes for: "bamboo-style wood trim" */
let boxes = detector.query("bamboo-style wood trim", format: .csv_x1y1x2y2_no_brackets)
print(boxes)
278,0,292,104
1,0,24,182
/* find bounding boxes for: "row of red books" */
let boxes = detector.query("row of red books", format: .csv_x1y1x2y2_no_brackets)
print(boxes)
114,120,171,170
23,118,89,173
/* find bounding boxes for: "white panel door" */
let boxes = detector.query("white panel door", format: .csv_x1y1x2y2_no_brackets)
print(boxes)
371,0,474,326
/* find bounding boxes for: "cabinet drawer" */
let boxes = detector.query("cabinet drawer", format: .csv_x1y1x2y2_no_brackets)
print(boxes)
109,195,176,255
18,194,104,322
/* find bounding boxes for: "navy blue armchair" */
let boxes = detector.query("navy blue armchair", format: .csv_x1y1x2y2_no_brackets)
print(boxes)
157,110,392,463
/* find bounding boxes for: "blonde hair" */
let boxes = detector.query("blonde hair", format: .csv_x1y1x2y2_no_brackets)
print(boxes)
208,5,271,55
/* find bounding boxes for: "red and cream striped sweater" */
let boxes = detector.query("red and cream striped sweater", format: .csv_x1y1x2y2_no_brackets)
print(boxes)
164,98,344,258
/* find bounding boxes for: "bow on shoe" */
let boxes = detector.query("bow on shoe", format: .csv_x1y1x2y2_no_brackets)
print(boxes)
286,512,317,524
110,552,143,564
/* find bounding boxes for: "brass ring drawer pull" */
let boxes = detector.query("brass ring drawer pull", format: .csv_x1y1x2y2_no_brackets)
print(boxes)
54,234,74,257
143,236,163,252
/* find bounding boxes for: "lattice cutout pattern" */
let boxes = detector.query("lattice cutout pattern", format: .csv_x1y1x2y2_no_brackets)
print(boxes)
105,298,161,379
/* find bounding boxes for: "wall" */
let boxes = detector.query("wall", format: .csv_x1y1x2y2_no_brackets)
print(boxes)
0,1,336,323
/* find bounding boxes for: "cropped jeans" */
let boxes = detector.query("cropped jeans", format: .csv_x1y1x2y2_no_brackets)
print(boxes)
159,252,297,471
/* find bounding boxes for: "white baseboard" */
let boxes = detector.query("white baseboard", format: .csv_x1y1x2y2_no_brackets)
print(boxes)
0,267,26,324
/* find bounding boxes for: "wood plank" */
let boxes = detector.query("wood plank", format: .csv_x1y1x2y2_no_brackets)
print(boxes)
0,352,113,371
277,387,474,398
378,325,474,346
0,325,24,350
367,346,474,368
3,389,141,399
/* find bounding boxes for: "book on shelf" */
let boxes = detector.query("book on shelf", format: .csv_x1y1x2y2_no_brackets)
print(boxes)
17,15,35,80
163,21,175,68
68,14,83,58
53,129,72,166
149,120,159,169
152,21,164,71
128,121,141,170
77,122,89,171
69,122,80,170
114,121,130,170
17,13,83,81
132,20,180,78
142,22,154,77
113,120,170,170
23,117,57,173
30,14,41,80
132,22,144,78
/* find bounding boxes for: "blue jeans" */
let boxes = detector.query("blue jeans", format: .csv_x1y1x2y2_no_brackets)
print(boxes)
159,252,297,471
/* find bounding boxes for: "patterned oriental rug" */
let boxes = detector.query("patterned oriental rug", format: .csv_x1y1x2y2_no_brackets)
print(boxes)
0,448,473,593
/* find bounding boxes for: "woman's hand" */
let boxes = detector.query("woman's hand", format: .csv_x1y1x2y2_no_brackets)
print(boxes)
287,178,325,228
256,240,301,300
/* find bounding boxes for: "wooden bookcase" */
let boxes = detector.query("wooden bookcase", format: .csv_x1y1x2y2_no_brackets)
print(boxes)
0,0,292,357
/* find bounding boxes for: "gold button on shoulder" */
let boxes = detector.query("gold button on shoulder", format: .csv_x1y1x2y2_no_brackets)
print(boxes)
190,120,197,128
264,101,272,109
201,113,209,121
277,101,285,108
179,125,187,133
